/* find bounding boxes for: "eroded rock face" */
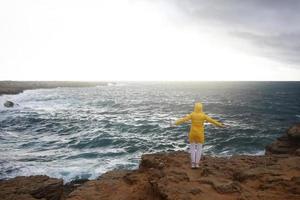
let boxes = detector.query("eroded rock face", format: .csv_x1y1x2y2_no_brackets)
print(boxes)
65,151,300,200
0,175,63,200
266,123,300,155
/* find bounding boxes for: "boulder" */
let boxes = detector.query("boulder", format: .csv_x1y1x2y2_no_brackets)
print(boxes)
4,100,14,108
287,123,300,140
266,123,300,155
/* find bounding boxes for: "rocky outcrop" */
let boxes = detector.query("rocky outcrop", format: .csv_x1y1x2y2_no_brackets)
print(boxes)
1,124,300,200
63,151,300,200
0,175,63,200
4,100,14,108
266,123,300,155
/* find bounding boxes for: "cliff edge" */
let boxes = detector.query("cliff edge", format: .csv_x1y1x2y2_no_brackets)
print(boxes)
1,124,300,200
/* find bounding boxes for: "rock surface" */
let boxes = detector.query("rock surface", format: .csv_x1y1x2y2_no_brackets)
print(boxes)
266,123,300,155
65,152,300,200
1,124,300,200
0,175,63,200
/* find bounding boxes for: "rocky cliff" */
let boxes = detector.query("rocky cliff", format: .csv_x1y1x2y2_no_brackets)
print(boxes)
1,124,300,200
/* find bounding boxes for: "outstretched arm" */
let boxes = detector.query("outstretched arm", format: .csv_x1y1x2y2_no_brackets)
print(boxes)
205,115,224,127
175,114,192,125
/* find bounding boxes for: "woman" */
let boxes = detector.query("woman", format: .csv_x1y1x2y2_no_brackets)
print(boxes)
174,102,225,168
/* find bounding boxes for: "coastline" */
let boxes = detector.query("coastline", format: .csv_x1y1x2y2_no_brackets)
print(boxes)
0,81,107,96
1,123,299,200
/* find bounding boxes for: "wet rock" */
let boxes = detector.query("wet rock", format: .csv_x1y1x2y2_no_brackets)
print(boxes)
4,100,14,108
266,123,300,155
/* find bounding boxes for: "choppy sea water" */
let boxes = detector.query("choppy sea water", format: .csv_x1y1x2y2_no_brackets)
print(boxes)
0,82,300,182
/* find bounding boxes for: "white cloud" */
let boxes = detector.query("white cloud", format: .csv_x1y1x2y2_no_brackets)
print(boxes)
0,0,299,81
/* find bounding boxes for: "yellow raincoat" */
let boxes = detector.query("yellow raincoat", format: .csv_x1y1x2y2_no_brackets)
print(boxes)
175,102,224,144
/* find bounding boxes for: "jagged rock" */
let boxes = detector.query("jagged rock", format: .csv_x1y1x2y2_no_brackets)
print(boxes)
0,175,63,200
65,150,300,200
62,178,88,199
266,123,300,155
233,167,282,182
67,169,157,200
4,100,14,108
287,123,300,140
199,178,241,193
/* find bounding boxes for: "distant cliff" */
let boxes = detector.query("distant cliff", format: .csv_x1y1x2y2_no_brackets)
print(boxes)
0,81,107,96
1,124,300,200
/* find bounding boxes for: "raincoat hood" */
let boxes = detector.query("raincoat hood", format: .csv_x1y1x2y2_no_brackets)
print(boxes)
194,102,203,113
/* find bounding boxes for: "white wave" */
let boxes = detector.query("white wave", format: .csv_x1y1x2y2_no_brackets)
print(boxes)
1,156,138,183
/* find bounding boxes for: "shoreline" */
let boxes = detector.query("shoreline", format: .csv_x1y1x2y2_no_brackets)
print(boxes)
0,81,107,96
1,123,299,200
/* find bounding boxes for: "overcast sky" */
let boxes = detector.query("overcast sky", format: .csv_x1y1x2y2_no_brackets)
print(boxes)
0,0,299,81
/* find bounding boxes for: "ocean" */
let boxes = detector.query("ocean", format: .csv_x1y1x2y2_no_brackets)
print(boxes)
0,82,299,182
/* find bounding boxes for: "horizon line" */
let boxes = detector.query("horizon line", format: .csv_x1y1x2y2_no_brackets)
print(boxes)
1,80,300,82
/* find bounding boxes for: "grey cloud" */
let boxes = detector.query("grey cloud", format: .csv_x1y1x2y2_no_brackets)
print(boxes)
170,0,300,66
233,32,300,65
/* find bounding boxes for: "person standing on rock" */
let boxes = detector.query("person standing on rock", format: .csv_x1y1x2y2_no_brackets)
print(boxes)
174,102,225,169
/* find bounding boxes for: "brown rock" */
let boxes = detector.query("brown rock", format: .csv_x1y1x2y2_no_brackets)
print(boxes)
62,179,88,199
199,178,241,194
0,175,63,200
266,123,300,155
123,171,140,185
287,123,300,140
189,187,202,195
233,167,282,182
296,149,300,156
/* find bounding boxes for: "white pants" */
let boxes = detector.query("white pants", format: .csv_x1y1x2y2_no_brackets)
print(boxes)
190,143,203,164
